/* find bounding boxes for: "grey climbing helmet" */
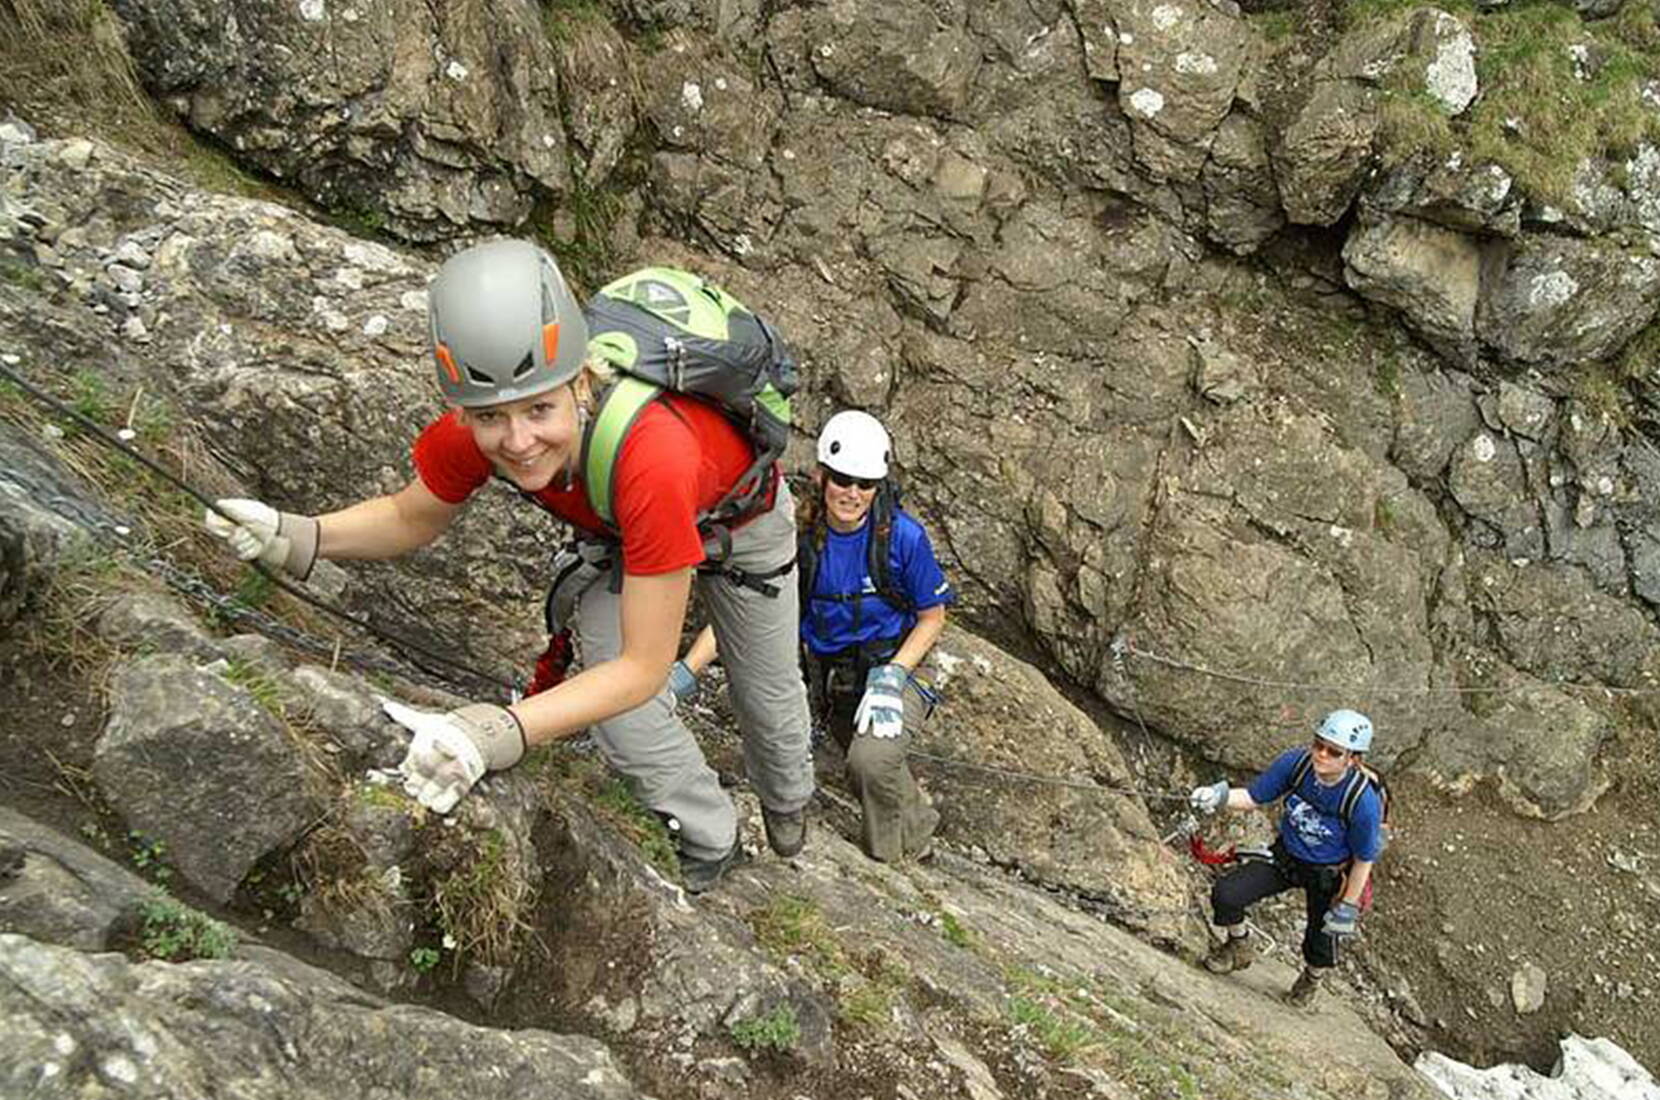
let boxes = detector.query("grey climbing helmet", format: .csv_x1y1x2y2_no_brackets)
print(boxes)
1316,709,1373,753
428,239,589,407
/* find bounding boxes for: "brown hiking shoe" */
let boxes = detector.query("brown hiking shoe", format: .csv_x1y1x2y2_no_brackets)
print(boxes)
762,806,807,858
1202,933,1254,974
1286,966,1328,1008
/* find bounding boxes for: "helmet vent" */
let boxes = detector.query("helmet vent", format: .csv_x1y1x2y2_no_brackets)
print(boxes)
511,351,535,381
465,366,494,387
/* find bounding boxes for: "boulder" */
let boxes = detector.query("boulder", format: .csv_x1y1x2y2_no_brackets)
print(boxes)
803,0,981,119
108,0,573,240
0,423,99,627
0,934,649,1099
1475,235,1660,369
93,654,319,902
913,625,1195,945
1343,211,1487,364
1111,0,1251,184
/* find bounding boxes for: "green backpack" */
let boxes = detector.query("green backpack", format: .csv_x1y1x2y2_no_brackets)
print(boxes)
580,267,798,541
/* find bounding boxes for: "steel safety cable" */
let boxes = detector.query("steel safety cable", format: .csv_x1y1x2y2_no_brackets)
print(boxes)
0,360,518,699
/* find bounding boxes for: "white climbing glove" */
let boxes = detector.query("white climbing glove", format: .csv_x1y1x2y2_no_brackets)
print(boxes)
854,663,907,740
385,699,526,814
1189,780,1230,815
202,498,320,580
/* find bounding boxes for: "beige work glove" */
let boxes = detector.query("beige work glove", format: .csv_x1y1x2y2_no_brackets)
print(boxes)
384,699,526,814
202,498,320,580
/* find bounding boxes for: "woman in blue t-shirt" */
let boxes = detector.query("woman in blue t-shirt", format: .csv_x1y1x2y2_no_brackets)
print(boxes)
676,410,953,862
1187,709,1386,1007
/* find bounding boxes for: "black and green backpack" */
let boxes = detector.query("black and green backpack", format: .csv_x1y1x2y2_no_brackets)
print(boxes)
579,267,798,541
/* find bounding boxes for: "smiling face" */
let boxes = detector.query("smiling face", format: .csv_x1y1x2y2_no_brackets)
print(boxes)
1309,737,1353,783
820,465,879,532
461,384,582,492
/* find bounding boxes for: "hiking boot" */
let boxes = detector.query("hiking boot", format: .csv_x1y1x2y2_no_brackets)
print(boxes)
681,841,747,895
1286,966,1328,1008
1202,933,1254,974
762,806,807,858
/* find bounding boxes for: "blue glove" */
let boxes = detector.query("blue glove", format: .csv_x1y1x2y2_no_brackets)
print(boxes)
854,663,907,739
667,660,699,705
1189,780,1229,815
1322,900,1361,938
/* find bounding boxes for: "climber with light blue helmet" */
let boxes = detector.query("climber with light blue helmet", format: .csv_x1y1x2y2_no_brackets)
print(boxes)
1186,708,1387,1008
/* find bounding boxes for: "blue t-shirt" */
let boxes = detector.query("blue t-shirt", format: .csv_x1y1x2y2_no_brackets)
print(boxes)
1248,746,1384,865
800,510,953,656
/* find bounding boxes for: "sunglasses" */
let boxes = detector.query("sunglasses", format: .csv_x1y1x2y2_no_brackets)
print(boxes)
823,467,880,492
1310,739,1349,760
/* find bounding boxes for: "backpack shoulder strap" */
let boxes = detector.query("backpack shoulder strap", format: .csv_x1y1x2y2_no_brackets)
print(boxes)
1339,768,1375,826
1289,749,1314,799
581,376,663,529
867,487,913,614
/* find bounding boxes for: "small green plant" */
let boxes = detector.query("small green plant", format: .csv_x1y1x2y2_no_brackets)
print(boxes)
409,945,441,973
1008,994,1100,1060
276,881,305,906
230,568,275,613
80,820,110,846
938,909,974,949
592,778,678,872
729,1003,800,1052
65,368,116,428
138,893,237,960
128,830,171,881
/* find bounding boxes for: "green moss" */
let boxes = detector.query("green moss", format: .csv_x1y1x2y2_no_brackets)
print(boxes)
1466,3,1660,206
1376,87,1460,168
1570,364,1632,428
541,0,606,46
1342,0,1475,30
1248,9,1300,43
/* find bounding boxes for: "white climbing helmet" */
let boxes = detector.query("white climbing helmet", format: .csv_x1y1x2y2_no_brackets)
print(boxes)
1316,709,1374,753
816,410,891,480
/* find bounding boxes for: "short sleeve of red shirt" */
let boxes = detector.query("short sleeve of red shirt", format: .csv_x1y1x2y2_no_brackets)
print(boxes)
412,411,492,504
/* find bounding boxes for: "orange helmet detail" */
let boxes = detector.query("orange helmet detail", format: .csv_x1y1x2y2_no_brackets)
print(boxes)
542,322,560,369
435,344,461,384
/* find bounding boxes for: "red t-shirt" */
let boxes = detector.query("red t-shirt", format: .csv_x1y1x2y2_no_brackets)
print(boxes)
412,394,770,575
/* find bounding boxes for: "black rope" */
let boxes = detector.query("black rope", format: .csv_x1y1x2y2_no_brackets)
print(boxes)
0,360,518,699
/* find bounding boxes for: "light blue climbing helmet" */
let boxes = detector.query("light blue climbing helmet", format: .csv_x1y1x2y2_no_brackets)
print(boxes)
1316,709,1373,753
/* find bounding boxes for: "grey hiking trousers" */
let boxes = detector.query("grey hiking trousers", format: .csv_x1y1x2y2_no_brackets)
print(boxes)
819,667,939,863
574,483,814,861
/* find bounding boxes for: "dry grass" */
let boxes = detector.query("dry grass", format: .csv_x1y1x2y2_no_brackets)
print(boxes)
429,827,536,968
0,0,152,136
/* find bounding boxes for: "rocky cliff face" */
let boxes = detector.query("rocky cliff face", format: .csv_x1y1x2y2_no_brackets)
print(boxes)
4,0,1660,1091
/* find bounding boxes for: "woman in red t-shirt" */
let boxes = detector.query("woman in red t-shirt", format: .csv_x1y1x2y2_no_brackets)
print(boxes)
202,239,813,893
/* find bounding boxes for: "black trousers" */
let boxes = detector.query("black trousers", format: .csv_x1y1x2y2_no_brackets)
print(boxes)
1210,840,1345,968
